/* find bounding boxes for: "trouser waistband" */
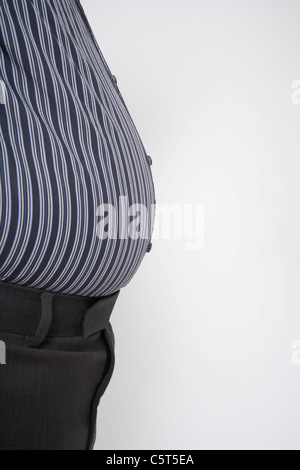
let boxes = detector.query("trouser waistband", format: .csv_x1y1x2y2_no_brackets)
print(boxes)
0,281,119,347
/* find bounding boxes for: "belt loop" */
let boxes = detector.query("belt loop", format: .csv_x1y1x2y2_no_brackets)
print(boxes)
25,293,54,348
83,292,119,339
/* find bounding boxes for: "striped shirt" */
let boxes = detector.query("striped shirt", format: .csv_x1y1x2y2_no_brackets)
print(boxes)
0,0,155,297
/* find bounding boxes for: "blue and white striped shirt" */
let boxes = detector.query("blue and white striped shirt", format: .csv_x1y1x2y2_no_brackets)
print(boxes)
0,0,155,297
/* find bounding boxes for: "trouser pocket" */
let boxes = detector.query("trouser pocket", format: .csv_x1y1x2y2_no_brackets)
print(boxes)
86,323,116,450
0,331,112,451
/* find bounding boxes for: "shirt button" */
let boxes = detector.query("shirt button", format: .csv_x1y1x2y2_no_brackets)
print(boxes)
147,242,153,253
112,75,118,85
147,155,153,166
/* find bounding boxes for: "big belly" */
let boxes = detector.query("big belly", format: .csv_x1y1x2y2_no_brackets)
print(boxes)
0,0,155,296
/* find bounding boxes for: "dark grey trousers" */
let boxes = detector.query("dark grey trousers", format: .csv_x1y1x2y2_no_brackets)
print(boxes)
0,281,119,450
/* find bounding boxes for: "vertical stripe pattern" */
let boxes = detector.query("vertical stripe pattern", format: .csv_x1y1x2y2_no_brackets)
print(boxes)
0,0,155,297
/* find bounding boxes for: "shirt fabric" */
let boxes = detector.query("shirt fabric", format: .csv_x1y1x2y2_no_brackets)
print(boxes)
0,0,155,297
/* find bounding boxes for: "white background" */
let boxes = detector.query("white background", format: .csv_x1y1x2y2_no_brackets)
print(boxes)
82,0,300,450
